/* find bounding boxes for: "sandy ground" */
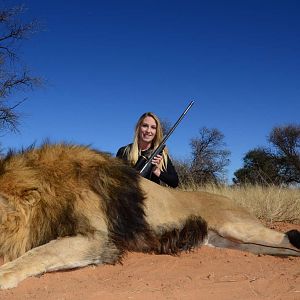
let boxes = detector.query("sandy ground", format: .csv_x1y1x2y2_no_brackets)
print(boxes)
1,222,299,300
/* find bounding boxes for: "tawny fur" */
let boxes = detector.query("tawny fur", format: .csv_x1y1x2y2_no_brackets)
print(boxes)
0,143,299,289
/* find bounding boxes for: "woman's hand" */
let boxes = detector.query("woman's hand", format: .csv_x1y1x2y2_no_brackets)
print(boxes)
151,154,162,177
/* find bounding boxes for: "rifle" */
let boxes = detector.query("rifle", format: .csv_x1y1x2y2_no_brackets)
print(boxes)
135,100,195,178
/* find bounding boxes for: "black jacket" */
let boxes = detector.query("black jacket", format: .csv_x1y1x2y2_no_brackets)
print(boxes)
116,144,179,188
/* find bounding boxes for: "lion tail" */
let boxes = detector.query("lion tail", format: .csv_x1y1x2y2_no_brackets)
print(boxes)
286,230,300,249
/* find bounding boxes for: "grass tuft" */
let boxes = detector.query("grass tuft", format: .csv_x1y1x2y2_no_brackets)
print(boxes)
181,183,300,224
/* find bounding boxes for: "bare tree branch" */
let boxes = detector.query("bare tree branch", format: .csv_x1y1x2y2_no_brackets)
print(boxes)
0,3,42,134
190,127,230,185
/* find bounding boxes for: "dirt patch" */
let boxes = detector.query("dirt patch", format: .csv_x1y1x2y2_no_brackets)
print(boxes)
1,223,299,300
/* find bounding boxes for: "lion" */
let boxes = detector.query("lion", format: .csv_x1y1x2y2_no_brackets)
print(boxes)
0,143,299,289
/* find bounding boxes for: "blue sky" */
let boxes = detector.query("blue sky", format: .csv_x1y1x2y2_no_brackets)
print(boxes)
2,0,300,182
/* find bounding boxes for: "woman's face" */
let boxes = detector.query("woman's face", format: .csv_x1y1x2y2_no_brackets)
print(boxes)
139,116,157,145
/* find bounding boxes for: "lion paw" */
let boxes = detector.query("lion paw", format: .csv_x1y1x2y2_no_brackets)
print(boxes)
0,270,20,289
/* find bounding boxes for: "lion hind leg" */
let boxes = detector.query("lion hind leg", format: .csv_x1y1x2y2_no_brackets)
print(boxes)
0,231,120,289
207,221,300,256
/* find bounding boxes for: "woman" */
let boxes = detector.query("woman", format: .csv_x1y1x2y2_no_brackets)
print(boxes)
116,112,179,188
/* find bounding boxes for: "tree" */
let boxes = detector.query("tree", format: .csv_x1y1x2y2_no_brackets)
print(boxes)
233,124,300,186
189,127,230,185
160,118,172,136
233,148,282,185
0,4,41,133
172,157,194,186
269,124,300,183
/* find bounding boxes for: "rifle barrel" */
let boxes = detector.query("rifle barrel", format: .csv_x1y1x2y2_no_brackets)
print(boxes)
162,100,194,144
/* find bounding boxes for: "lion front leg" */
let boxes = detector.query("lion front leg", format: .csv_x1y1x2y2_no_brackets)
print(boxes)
0,231,120,289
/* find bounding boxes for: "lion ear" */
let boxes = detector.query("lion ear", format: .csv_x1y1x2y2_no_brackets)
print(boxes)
21,189,41,206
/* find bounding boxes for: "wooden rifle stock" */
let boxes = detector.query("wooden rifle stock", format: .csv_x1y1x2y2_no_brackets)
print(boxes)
136,100,194,178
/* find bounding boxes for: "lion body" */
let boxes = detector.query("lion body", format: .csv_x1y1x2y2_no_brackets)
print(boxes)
0,144,299,289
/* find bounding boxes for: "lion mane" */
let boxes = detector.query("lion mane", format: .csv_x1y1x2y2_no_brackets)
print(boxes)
0,143,205,262
0,143,299,289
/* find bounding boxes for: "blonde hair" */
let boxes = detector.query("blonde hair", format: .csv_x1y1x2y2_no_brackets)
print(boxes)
125,112,168,171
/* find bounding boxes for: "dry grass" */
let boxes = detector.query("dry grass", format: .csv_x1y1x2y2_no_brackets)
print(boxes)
182,183,300,224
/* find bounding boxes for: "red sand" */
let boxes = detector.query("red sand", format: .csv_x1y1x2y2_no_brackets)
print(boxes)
1,222,299,300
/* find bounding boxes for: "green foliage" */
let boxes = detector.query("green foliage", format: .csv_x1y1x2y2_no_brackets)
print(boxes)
233,124,300,186
233,148,281,185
